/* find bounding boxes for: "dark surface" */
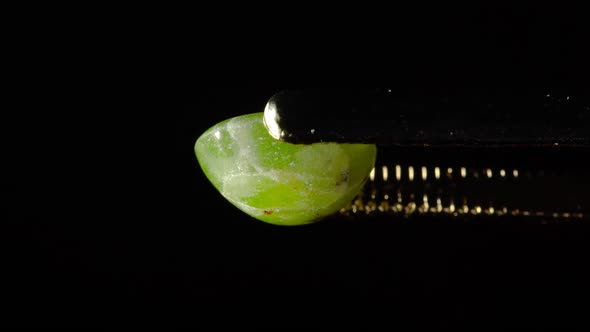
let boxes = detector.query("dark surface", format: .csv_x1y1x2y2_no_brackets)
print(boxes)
4,9,590,327
176,87,590,327
5,85,590,328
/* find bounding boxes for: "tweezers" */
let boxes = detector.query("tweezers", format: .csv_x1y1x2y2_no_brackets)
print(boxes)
264,88,590,222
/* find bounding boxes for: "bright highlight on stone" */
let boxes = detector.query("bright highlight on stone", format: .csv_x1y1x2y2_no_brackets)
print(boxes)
195,113,377,226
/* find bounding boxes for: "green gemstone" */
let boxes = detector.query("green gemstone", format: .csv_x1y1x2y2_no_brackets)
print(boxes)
195,113,377,226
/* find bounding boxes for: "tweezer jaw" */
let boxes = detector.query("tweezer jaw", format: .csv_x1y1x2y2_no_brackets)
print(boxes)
264,88,590,146
262,89,590,222
339,159,589,222
263,99,282,140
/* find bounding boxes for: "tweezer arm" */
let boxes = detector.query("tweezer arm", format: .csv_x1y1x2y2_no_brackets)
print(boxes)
264,88,590,146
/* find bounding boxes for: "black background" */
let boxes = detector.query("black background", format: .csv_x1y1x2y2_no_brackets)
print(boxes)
176,87,590,328
4,8,590,329
8,92,590,329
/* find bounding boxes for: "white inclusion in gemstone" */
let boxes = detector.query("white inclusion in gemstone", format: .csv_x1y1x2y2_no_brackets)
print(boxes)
214,130,221,140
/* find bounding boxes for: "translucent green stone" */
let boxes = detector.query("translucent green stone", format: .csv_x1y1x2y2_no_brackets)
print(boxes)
195,113,377,226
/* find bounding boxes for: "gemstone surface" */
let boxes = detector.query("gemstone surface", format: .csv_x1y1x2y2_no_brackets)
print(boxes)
195,113,377,226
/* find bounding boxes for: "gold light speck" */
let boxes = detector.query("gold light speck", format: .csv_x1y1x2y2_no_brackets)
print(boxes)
382,165,389,182
421,167,428,181
436,197,443,212
395,165,402,181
